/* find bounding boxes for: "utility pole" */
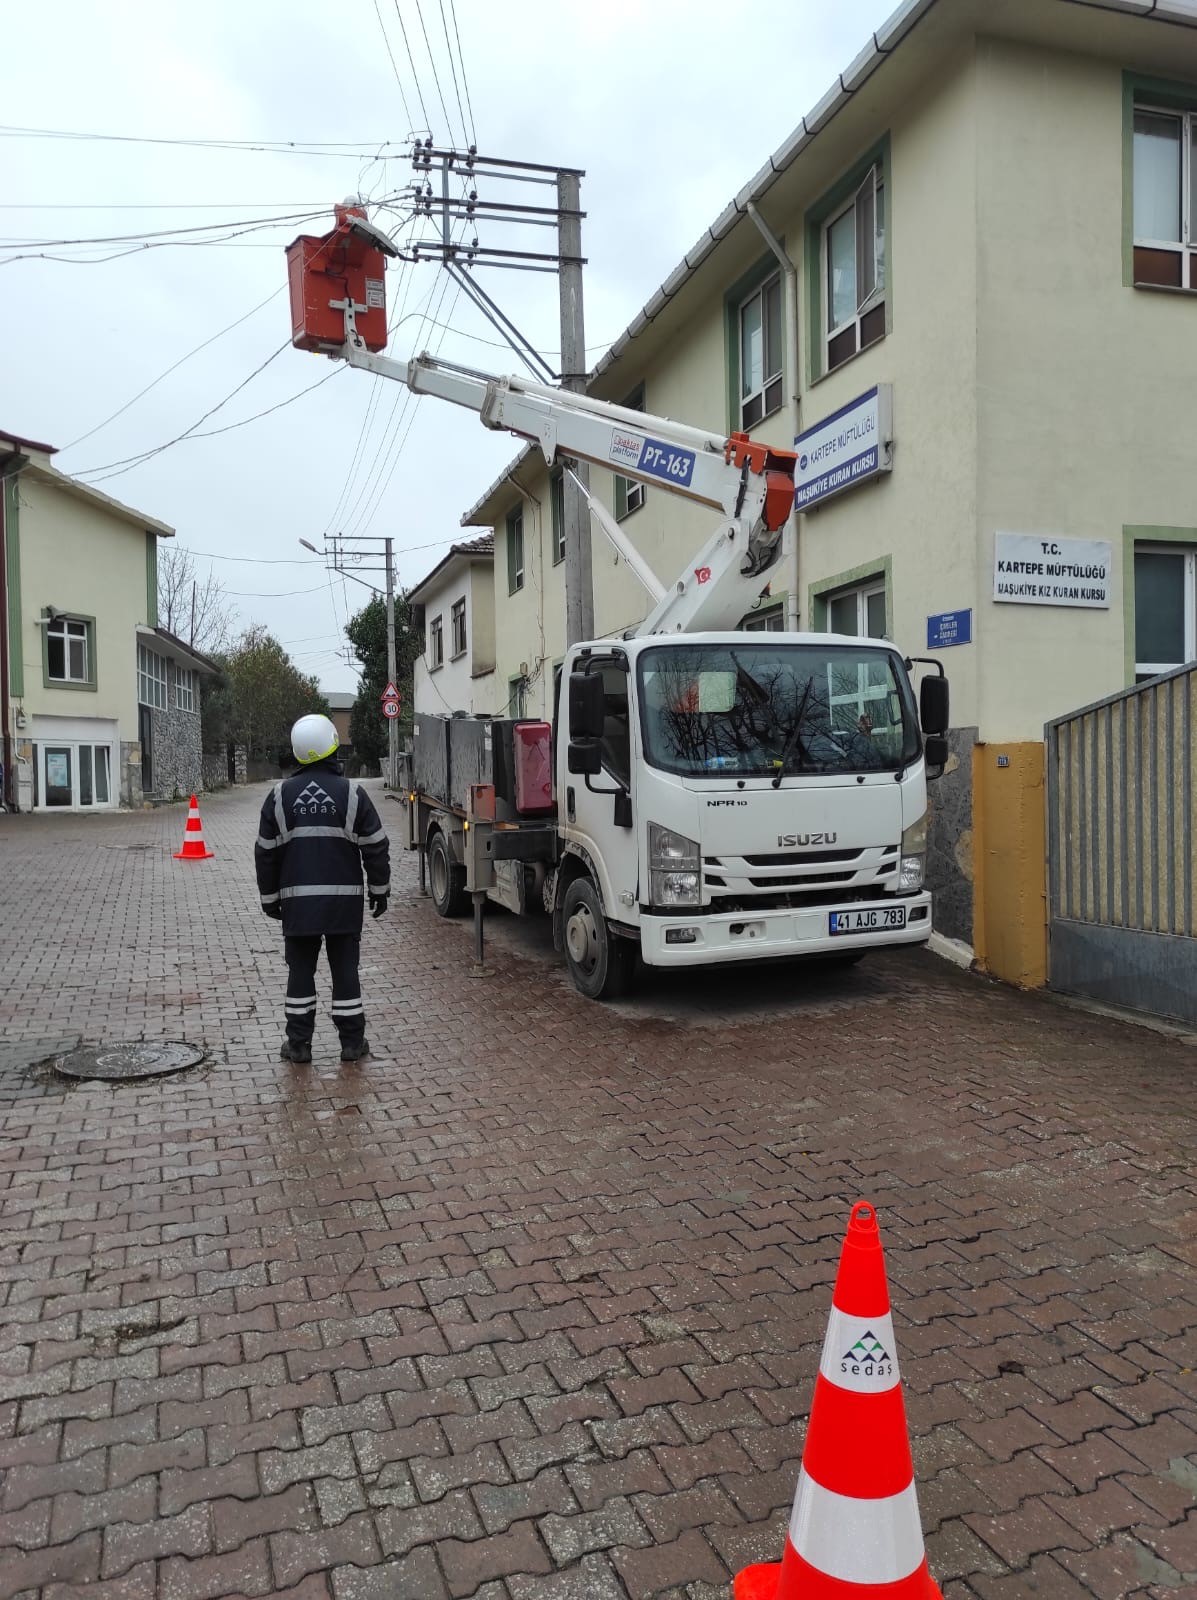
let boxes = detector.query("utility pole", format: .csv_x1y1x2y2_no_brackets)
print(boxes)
557,169,592,646
384,536,397,791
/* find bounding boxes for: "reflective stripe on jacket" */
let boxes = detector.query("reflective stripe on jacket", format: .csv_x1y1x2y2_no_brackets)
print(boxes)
254,761,390,936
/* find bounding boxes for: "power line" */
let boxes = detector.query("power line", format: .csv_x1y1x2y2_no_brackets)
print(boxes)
372,0,415,131
1,208,337,250
414,0,459,145
62,287,285,451
0,123,400,158
394,4,432,132
447,0,478,147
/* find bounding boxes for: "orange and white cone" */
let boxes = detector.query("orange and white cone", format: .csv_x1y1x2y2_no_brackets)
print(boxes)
173,794,214,861
734,1201,943,1600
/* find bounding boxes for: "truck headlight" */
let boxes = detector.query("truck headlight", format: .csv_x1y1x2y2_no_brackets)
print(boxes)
897,815,926,892
648,822,701,907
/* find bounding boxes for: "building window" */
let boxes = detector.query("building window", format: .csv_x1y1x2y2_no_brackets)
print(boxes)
507,506,524,593
825,578,887,639
451,597,467,659
508,675,527,717
1132,105,1197,288
739,274,783,428
615,384,646,522
430,615,444,669
741,603,785,632
46,616,90,684
1134,544,1196,678
137,643,167,709
822,162,886,372
176,667,196,712
551,468,566,565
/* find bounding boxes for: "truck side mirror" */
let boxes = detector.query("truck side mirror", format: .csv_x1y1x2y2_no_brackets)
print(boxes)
567,739,601,776
568,671,605,740
924,734,949,773
920,675,949,735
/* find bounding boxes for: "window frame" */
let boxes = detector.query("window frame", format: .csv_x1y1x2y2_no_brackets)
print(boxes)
1133,541,1197,679
805,137,890,384
740,602,786,633
136,642,167,710
615,384,646,523
1127,72,1197,290
43,613,96,690
821,162,886,373
551,468,566,565
737,271,784,430
450,596,467,660
506,505,525,594
175,666,196,712
508,674,527,717
429,614,444,670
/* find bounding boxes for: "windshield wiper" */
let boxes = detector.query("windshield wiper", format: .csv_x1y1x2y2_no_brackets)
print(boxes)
771,680,813,789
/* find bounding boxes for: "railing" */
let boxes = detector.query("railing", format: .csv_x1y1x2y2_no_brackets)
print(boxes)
1045,663,1195,937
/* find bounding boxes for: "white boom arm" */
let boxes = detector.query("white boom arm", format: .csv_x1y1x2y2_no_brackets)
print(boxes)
339,342,798,637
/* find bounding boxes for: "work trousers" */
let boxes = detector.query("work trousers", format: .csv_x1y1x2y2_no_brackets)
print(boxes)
283,933,365,1047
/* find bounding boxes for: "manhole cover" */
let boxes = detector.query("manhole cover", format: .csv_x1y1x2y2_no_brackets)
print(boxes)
53,1042,205,1081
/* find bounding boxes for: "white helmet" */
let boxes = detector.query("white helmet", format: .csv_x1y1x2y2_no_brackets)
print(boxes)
291,713,339,766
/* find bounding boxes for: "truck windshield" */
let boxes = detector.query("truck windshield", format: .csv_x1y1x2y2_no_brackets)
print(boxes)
636,642,921,779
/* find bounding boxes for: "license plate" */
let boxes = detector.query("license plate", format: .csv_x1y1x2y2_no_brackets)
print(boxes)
829,906,908,936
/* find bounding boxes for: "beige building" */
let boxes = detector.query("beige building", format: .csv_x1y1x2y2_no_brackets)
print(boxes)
459,0,1197,967
2,431,215,811
410,534,495,717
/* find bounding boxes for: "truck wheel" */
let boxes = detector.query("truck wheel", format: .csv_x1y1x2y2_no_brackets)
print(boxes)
427,829,468,917
561,877,635,1000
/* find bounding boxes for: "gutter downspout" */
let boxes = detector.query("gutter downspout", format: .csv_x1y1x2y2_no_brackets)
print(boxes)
0,450,21,811
746,203,802,630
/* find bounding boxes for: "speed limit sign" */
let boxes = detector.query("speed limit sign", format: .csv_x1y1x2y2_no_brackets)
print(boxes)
382,698,400,720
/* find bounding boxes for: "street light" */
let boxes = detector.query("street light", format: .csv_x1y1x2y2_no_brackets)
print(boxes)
298,538,320,555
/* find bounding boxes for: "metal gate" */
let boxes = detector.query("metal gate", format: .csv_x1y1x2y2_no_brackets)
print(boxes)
1046,663,1196,1026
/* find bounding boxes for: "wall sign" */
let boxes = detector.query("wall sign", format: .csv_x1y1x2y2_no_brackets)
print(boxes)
993,533,1112,609
926,609,972,649
795,385,893,511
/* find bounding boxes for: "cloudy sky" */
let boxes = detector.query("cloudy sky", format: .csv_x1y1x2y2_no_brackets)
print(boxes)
3,0,897,693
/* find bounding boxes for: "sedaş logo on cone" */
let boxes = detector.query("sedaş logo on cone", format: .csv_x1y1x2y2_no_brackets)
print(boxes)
840,1329,894,1379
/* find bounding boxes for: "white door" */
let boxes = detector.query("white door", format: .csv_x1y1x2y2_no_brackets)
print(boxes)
36,742,114,811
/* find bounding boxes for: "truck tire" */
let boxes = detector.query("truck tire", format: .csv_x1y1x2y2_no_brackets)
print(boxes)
561,877,635,1000
427,828,468,918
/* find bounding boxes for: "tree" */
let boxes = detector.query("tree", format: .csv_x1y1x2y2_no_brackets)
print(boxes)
158,543,236,654
202,625,328,763
345,594,422,774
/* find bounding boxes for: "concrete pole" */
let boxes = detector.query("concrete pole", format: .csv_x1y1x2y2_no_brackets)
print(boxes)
385,536,398,790
557,171,593,647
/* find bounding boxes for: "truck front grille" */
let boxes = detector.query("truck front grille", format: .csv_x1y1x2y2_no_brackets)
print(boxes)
703,844,898,905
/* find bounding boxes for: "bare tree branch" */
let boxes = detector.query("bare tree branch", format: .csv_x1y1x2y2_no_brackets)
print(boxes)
157,544,237,654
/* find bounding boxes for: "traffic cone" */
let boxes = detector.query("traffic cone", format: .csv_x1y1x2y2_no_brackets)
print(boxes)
733,1201,942,1600
173,795,215,860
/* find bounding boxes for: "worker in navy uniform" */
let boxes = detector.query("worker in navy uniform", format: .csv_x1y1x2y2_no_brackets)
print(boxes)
255,713,390,1064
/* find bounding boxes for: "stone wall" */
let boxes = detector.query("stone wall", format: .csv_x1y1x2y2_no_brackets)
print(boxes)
149,702,202,800
926,725,977,948
119,741,141,809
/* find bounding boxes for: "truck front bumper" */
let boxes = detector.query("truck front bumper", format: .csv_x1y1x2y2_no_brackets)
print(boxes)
638,892,932,967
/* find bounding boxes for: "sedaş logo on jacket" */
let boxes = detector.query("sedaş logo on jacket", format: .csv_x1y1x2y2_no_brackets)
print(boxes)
295,781,337,817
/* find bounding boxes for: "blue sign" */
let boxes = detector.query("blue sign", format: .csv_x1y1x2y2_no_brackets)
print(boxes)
926,609,972,649
795,386,892,511
609,427,695,489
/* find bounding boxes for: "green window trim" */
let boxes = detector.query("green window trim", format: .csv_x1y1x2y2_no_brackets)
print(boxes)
41,610,98,693
804,133,891,387
1122,524,1197,684
506,505,525,595
146,534,158,627
724,253,785,436
4,473,22,698
1122,71,1197,288
808,556,893,634
550,469,565,565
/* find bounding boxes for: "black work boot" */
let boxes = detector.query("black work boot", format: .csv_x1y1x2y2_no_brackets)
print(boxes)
340,1037,370,1064
280,1039,312,1064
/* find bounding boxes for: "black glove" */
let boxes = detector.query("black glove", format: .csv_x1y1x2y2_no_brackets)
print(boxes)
263,902,283,920
369,892,388,919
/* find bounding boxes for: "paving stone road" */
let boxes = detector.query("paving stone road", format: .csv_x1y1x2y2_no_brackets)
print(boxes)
0,783,1194,1599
